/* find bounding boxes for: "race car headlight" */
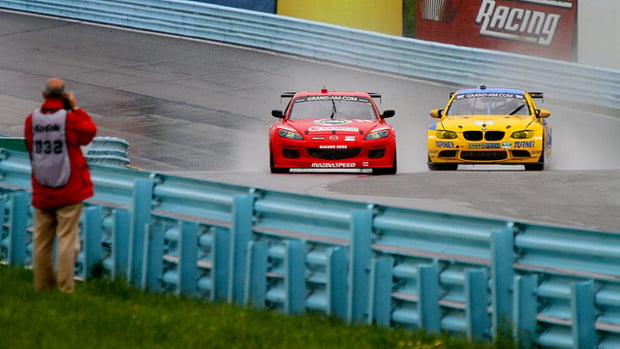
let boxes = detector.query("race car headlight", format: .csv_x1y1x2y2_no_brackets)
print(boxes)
364,129,389,140
436,130,457,139
278,129,303,140
511,130,534,139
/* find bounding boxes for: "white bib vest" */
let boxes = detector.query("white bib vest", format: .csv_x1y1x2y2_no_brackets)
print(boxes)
31,108,71,187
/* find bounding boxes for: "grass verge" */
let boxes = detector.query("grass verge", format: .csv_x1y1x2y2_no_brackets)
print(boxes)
0,266,515,349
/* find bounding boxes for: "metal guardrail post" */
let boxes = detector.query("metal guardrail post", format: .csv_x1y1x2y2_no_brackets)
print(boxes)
129,178,154,286
419,262,441,333
142,224,165,292
284,239,305,315
369,256,393,326
513,274,538,346
571,281,596,349
466,268,490,341
179,221,198,297
245,240,267,308
212,226,230,302
349,209,373,323
82,205,103,279
229,194,253,304
327,246,347,318
111,208,131,279
8,191,28,266
491,226,515,337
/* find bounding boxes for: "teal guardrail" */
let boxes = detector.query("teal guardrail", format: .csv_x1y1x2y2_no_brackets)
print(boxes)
1,1,620,347
0,0,619,110
0,149,619,348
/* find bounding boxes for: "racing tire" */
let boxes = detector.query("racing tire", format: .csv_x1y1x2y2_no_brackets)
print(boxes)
373,153,397,175
524,153,545,171
270,152,290,174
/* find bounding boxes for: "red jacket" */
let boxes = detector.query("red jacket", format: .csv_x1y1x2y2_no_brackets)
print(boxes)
25,99,97,209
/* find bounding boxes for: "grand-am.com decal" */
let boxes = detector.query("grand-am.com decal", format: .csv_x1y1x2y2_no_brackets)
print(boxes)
476,0,573,46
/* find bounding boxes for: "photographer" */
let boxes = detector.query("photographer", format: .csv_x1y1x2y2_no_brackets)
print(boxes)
24,77,97,292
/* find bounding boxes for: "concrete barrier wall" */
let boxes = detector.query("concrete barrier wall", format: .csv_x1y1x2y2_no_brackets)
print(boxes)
0,0,618,110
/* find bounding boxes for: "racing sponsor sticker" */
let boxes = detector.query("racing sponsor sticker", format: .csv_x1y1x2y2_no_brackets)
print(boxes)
468,143,500,149
514,141,535,148
308,126,359,132
457,93,523,99
314,119,353,125
305,96,361,102
319,145,348,149
311,163,356,168
436,141,455,148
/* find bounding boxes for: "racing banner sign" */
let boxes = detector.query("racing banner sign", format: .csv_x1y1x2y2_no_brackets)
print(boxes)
416,0,577,60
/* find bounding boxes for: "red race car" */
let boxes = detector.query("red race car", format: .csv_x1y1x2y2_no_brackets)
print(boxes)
269,89,397,174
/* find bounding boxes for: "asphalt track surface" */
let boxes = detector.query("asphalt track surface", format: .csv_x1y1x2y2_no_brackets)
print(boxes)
0,11,619,232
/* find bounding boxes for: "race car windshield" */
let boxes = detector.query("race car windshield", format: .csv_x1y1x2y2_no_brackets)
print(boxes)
446,95,530,116
288,96,377,120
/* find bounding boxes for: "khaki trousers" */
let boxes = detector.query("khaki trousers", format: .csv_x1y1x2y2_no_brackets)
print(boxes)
33,202,83,292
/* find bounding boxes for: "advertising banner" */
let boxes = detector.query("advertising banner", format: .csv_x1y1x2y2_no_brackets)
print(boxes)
416,0,577,60
277,0,402,36
192,0,276,13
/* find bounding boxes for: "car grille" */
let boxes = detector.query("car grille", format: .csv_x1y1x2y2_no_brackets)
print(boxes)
461,151,507,161
463,131,505,141
485,131,505,141
308,148,361,160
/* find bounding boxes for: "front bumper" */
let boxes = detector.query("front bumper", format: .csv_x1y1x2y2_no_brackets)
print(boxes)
428,139,545,164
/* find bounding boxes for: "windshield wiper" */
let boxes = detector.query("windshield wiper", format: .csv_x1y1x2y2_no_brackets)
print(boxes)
508,104,525,115
330,99,337,119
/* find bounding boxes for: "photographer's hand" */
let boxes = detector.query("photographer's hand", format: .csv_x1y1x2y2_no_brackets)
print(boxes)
63,92,76,110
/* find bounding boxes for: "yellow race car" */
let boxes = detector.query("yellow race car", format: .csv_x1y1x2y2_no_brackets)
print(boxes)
427,86,551,171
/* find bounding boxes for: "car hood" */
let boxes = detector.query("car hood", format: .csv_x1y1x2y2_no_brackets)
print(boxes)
439,115,535,130
284,118,383,135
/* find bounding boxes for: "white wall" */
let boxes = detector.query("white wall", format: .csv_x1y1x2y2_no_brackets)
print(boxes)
578,1,620,69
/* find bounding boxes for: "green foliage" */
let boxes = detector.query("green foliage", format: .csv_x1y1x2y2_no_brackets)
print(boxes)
0,266,512,348
403,0,417,38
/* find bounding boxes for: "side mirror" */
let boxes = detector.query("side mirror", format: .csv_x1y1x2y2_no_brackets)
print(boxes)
271,110,285,118
430,109,443,118
381,110,395,118
536,109,551,118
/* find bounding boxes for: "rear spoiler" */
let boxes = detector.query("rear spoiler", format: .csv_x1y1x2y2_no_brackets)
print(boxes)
368,92,382,103
280,91,383,102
